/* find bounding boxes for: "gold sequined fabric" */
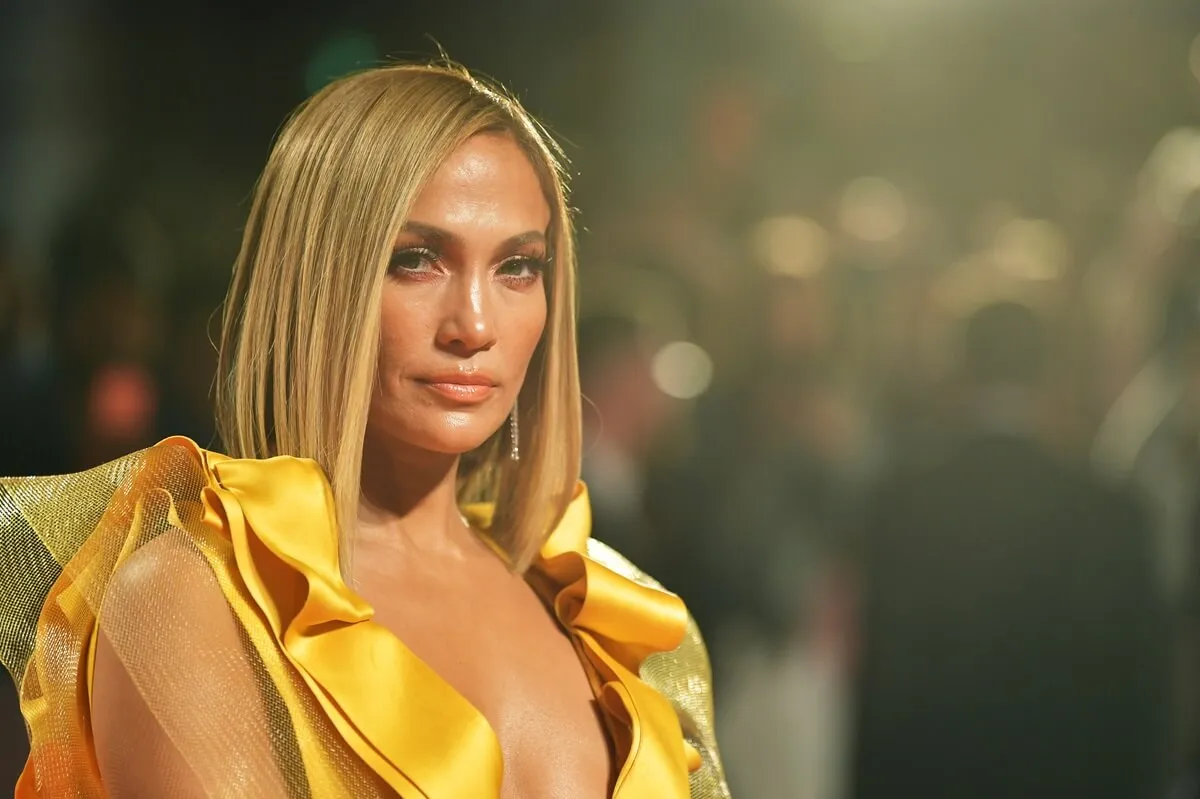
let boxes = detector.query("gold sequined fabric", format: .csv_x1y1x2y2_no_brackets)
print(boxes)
590,540,732,799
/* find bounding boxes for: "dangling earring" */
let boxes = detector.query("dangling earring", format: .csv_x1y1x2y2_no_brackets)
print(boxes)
509,400,520,462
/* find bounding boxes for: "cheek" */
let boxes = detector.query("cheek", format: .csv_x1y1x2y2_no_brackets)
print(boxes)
376,295,426,374
511,294,549,368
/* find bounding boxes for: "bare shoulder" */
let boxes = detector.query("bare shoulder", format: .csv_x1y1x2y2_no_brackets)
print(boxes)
92,528,286,797
92,525,240,728
95,525,244,670
100,527,227,625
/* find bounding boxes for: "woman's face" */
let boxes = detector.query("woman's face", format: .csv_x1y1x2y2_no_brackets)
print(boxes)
369,132,550,456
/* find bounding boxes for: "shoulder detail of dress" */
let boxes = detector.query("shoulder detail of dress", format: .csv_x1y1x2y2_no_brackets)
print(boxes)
0,437,730,798
581,539,731,799
466,489,731,799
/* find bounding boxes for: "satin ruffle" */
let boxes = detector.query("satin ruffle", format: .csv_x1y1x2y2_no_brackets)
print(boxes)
177,438,694,798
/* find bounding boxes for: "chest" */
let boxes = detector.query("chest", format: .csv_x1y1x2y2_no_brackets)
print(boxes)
363,564,613,799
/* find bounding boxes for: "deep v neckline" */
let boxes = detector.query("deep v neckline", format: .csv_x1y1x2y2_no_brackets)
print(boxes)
350,531,616,798
192,440,695,798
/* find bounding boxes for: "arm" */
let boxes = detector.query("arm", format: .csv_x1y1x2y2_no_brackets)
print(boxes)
91,529,290,798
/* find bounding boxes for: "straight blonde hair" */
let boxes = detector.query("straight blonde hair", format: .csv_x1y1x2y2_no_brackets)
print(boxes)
215,63,581,572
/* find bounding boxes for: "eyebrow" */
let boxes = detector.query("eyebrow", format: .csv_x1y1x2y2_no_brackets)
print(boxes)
397,221,547,252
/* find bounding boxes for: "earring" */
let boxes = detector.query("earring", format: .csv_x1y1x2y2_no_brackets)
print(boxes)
509,400,520,462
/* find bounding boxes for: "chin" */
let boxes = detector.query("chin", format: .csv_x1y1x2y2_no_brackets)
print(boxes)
367,405,507,457
410,413,505,456
422,433,496,456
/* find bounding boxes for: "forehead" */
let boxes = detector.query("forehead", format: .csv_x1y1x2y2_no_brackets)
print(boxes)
407,133,551,229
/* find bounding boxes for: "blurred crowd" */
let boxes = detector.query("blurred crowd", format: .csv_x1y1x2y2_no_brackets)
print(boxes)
8,0,1200,796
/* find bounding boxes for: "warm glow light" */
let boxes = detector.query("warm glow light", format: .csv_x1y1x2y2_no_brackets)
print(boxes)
993,218,1070,281
651,341,714,400
751,216,830,277
839,177,908,243
1142,127,1200,225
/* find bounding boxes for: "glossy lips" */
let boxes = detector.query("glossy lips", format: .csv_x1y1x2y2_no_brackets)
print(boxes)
418,372,497,404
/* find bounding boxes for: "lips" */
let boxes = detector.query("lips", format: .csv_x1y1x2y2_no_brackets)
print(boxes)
417,372,498,404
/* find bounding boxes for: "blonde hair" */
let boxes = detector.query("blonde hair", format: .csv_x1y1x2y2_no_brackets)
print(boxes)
215,63,581,572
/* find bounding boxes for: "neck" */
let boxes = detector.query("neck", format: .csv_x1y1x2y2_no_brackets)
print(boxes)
356,430,472,558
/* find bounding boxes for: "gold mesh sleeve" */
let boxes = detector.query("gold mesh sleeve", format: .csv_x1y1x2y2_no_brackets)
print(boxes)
0,445,390,797
587,539,732,799
90,524,292,797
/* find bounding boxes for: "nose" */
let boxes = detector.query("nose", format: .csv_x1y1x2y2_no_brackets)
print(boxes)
435,272,497,355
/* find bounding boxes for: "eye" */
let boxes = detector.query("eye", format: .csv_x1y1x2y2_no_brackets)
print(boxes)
497,255,547,281
388,247,439,275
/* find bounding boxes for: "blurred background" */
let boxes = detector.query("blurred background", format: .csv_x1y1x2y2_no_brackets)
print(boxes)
6,0,1200,795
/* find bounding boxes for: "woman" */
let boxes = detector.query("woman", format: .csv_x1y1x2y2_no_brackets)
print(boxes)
0,63,728,798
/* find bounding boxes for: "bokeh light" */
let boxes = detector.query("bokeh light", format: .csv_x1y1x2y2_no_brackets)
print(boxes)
751,216,831,278
992,218,1071,281
1141,127,1200,226
651,341,714,400
838,177,908,243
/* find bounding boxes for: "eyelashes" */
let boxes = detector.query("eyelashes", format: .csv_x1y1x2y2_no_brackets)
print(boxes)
497,255,549,282
387,246,548,286
387,247,438,275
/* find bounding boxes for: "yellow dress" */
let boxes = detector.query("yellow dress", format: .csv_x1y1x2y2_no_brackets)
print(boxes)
0,436,728,798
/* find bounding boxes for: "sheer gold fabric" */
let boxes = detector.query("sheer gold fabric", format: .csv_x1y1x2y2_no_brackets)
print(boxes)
0,437,729,797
